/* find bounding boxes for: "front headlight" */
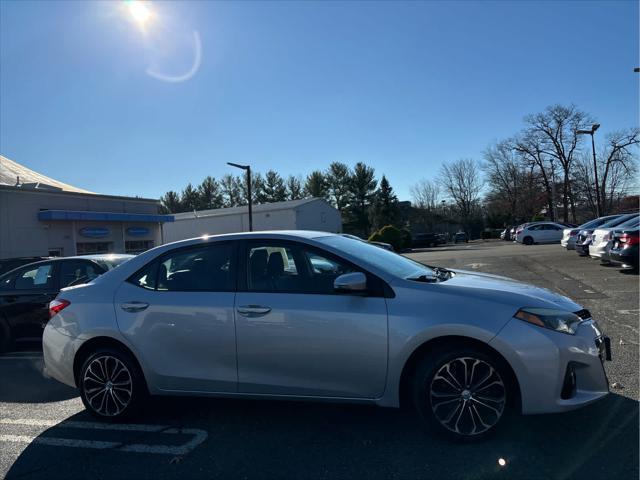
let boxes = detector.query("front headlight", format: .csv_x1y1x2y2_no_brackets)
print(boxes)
514,308,583,335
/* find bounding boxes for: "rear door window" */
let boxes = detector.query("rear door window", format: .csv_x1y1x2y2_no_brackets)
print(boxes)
128,242,236,292
14,264,55,290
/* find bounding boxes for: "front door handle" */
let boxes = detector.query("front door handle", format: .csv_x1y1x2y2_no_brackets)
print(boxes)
120,301,149,313
236,305,272,317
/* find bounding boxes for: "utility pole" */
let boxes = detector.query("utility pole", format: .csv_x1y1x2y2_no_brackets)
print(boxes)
227,162,253,231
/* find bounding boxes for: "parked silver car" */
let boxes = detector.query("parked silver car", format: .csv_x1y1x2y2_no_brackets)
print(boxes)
43,231,611,440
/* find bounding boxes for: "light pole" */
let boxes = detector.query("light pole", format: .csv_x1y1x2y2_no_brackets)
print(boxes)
550,158,557,221
227,162,253,231
577,124,601,217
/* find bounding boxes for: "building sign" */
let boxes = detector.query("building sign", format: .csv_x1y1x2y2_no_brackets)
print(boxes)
126,227,150,237
79,227,110,238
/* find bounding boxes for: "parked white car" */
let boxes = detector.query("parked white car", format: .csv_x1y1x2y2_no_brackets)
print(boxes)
589,214,639,260
515,222,565,245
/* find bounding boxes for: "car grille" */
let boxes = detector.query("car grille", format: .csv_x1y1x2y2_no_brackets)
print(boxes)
574,309,592,320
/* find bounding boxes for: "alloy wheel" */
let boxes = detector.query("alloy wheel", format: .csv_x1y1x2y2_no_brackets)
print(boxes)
82,355,133,416
429,357,506,436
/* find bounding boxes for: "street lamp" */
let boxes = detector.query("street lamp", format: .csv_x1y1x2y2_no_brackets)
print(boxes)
227,162,253,232
577,123,601,217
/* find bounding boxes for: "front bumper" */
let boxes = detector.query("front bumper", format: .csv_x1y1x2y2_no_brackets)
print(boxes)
490,318,610,415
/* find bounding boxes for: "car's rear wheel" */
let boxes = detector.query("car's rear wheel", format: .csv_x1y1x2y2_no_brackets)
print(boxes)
523,236,534,245
79,348,146,420
412,347,513,441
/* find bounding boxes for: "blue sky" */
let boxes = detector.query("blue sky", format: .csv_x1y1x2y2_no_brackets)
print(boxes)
1,0,638,201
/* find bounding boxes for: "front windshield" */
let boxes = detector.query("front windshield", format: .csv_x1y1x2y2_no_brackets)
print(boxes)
316,235,433,280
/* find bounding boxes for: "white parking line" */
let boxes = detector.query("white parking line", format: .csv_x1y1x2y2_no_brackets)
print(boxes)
0,418,208,455
617,309,640,315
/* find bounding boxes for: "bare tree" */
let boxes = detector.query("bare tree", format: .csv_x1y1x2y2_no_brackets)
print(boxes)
523,104,592,222
484,139,545,223
514,129,556,220
574,128,639,215
439,158,484,229
411,179,440,210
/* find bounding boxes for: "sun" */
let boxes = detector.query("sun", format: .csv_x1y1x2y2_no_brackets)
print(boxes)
125,1,153,29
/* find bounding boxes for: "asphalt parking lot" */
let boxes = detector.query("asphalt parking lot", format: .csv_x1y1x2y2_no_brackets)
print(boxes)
1,241,638,480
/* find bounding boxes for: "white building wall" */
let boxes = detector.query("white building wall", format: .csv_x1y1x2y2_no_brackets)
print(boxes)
162,208,297,244
294,200,342,233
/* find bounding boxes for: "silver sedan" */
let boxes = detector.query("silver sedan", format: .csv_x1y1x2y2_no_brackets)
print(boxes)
43,231,611,440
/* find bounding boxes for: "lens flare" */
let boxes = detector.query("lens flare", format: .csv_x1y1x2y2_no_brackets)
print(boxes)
125,0,152,29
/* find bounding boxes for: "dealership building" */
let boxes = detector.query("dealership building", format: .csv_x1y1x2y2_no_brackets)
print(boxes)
0,155,173,259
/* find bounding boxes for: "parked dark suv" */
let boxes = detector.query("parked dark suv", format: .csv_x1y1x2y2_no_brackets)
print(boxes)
0,254,132,353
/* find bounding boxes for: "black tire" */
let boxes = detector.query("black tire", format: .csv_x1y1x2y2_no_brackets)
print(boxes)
78,347,147,421
0,317,14,355
523,236,534,245
411,347,514,441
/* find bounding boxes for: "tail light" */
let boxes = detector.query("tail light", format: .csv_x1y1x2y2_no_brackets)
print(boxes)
620,233,639,246
49,299,70,319
569,229,579,236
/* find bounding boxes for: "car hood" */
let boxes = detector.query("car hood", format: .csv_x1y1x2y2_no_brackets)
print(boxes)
435,269,582,312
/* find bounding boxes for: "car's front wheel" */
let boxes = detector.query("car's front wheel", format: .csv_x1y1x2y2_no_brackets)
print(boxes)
79,348,146,420
412,348,512,441
523,236,534,245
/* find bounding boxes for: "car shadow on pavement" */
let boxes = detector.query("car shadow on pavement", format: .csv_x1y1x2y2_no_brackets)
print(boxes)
5,393,638,480
0,356,77,403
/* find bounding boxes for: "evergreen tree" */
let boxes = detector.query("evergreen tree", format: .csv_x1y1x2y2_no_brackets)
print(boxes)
239,172,266,205
304,170,328,199
180,183,200,212
262,170,288,203
220,174,242,207
325,162,352,211
347,162,377,236
198,176,223,210
160,190,181,213
370,175,399,230
286,175,304,200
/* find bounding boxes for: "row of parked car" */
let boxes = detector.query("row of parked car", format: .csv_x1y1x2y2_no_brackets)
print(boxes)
500,213,639,271
560,213,639,270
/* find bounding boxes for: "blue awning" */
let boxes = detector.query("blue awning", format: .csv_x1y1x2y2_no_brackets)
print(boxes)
38,210,174,223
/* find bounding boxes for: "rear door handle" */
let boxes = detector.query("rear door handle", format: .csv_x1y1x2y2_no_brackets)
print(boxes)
120,301,149,313
236,305,272,317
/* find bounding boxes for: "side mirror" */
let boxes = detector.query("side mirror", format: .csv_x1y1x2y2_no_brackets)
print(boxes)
334,272,367,292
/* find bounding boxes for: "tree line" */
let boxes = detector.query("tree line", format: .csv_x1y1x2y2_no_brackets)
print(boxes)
160,162,402,237
411,104,639,232
161,103,638,238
